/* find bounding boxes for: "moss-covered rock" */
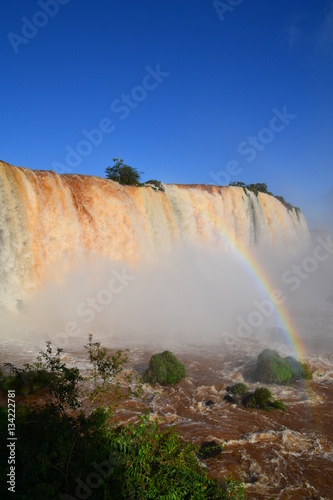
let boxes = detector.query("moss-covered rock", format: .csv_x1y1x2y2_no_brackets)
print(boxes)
254,349,312,385
142,179,165,191
254,350,294,384
224,382,285,410
242,387,285,410
198,440,223,459
226,382,248,395
284,356,313,380
224,384,248,404
223,393,238,404
142,351,186,385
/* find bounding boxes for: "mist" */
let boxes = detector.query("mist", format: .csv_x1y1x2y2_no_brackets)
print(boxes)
1,162,331,356
1,236,332,355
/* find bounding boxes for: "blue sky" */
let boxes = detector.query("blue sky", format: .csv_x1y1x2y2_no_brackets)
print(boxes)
1,0,332,228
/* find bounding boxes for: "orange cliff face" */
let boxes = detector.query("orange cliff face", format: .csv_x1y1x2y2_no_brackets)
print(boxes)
0,161,309,309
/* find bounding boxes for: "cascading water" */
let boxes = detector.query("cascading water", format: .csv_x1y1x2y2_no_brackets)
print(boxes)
3,162,333,500
0,161,309,310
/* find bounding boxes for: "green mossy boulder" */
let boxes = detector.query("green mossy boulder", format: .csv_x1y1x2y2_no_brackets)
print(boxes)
254,349,312,385
284,356,313,381
242,387,285,410
226,382,248,395
198,440,223,459
254,350,294,384
142,351,186,385
224,383,248,404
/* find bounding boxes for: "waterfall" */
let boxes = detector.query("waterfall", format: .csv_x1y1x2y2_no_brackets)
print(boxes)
0,161,309,310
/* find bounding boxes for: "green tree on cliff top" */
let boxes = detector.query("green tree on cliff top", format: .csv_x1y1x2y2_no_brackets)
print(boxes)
106,158,143,186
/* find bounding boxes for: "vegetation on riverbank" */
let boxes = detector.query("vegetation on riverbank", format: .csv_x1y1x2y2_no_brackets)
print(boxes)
0,338,245,499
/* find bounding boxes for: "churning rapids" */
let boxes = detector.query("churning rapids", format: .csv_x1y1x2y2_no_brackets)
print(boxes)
1,161,333,498
2,337,333,499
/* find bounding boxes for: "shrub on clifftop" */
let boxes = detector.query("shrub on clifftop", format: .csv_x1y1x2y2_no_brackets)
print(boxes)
106,158,143,186
142,351,186,385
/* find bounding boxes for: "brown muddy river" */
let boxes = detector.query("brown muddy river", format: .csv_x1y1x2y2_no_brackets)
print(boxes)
1,336,333,499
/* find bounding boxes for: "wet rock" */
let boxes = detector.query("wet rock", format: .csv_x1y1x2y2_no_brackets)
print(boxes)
247,474,259,484
198,440,223,459
253,349,312,385
227,382,248,395
223,393,237,404
242,387,285,410
142,351,186,385
224,383,248,404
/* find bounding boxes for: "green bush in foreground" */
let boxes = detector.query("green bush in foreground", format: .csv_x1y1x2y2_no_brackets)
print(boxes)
0,406,244,499
111,415,244,499
142,350,186,385
0,338,245,499
0,369,53,395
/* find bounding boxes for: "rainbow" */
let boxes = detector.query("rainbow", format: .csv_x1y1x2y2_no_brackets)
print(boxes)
192,188,307,362
0,163,310,348
231,235,306,361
